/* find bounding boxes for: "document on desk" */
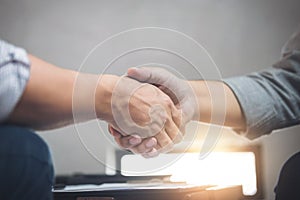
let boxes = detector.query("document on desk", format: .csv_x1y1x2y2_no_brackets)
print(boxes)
56,182,207,193
54,183,243,200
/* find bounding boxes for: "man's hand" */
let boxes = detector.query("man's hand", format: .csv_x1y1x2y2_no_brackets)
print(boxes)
108,67,199,157
128,67,199,124
96,75,183,154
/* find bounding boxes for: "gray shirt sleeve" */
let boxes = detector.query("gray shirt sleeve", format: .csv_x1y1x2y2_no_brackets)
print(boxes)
0,40,30,122
223,29,300,139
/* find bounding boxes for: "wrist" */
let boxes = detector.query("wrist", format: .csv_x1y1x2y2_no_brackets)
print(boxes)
95,74,119,122
187,80,201,121
188,80,212,122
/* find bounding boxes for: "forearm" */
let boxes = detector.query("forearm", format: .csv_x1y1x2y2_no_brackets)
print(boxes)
189,80,245,130
6,55,117,130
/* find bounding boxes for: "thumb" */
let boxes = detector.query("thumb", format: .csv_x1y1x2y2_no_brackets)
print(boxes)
127,67,152,82
127,67,168,85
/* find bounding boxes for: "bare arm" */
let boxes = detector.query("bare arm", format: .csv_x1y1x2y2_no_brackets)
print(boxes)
6,54,117,130
5,55,182,153
189,80,245,129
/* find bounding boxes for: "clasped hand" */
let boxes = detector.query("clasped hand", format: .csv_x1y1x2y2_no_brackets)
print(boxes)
108,67,198,158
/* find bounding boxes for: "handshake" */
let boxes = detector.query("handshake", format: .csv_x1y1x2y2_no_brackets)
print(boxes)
6,54,243,159
99,67,199,158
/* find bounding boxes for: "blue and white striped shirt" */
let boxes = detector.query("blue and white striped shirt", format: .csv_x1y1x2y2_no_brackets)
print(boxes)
0,40,30,122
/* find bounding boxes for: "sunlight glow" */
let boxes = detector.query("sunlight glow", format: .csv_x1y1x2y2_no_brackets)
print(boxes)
169,152,257,195
121,152,257,195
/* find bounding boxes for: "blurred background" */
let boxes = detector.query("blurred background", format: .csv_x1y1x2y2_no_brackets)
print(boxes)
1,0,300,199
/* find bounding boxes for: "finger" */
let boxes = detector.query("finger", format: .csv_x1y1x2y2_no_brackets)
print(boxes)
142,148,159,158
154,129,174,153
170,104,185,144
115,134,143,150
165,117,183,145
170,102,182,128
109,124,144,147
158,85,179,105
128,67,181,110
110,125,155,153
127,67,153,82
130,137,157,154
108,125,122,139
112,135,126,150
163,99,184,144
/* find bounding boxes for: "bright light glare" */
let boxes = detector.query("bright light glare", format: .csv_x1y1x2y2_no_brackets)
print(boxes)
121,152,257,195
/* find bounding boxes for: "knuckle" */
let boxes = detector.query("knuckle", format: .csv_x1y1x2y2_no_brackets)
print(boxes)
140,113,150,124
160,140,174,149
136,146,146,154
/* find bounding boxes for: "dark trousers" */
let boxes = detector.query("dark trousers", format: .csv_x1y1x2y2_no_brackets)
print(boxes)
275,151,300,200
0,125,54,200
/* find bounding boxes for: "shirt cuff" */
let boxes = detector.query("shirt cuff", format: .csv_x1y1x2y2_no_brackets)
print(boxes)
0,40,31,122
223,75,277,139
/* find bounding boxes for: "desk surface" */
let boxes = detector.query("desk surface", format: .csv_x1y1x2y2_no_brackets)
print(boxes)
53,183,242,200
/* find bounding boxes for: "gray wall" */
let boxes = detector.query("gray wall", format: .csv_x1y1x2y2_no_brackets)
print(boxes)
1,0,300,199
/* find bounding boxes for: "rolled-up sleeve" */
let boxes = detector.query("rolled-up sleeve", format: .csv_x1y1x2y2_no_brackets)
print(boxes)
223,30,300,139
0,40,30,122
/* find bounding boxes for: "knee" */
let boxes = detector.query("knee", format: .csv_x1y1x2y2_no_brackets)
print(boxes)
0,125,53,165
275,151,300,200
0,125,54,199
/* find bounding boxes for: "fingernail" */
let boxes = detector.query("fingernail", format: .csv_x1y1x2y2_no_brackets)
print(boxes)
146,138,156,148
147,148,159,157
127,67,139,75
129,137,141,145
